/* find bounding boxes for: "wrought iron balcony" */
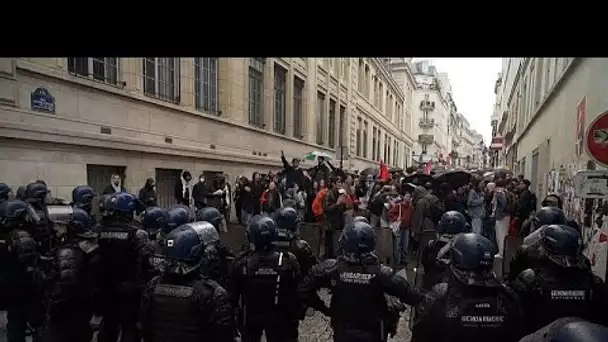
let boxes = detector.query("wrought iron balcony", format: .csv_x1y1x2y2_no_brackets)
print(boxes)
418,134,434,144
420,100,435,111
419,118,435,129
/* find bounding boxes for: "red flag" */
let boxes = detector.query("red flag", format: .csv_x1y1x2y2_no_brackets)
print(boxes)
424,162,432,175
379,160,390,181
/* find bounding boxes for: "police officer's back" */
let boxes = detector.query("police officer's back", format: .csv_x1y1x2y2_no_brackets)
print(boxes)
228,216,302,342
421,210,468,290
71,185,96,216
411,233,524,342
196,207,236,281
0,199,45,341
508,207,568,282
42,207,101,342
0,183,13,204
519,317,608,342
511,224,608,334
97,192,152,342
275,207,318,277
300,220,424,342
24,181,55,253
140,223,235,342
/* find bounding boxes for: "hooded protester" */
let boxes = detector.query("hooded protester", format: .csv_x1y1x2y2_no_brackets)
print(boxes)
192,173,209,211
411,185,436,236
138,177,157,207
174,170,193,208
102,173,126,195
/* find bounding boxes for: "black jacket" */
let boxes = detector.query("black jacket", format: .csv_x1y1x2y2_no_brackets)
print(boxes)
281,155,305,189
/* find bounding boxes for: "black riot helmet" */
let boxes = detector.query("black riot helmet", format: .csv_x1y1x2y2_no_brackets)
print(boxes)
340,220,376,256
539,224,584,268
353,216,370,224
24,182,49,203
275,207,300,233
163,204,194,235
142,206,165,236
519,317,608,342
71,185,95,210
99,192,136,217
447,233,497,287
68,207,96,238
438,211,469,234
0,183,12,203
0,199,37,231
196,207,223,231
246,215,278,250
532,206,567,230
163,224,205,275
15,186,26,200
183,221,220,247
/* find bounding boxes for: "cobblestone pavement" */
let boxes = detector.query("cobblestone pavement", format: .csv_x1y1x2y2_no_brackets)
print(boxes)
261,289,413,342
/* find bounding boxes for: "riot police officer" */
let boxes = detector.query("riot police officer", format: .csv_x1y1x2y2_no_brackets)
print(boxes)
41,207,101,342
411,233,524,342
70,185,96,216
420,210,468,289
0,199,45,342
139,223,236,342
0,182,13,203
196,206,236,261
519,206,567,237
141,206,165,241
519,317,608,342
300,220,424,342
275,207,318,277
163,204,194,236
511,224,608,334
23,181,55,254
96,192,152,342
228,216,302,342
508,207,569,282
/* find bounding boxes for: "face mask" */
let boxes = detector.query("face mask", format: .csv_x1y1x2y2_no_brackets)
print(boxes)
200,178,205,183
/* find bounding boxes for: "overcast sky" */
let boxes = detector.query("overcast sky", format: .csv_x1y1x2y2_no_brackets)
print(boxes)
414,58,502,143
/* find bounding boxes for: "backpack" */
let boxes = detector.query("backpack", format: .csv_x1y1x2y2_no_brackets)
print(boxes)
312,188,328,217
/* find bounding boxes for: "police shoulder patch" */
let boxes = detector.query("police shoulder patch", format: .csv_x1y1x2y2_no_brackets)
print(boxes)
166,239,174,247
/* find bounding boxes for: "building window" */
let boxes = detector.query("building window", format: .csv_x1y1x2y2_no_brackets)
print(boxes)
316,91,326,145
373,79,379,107
379,83,384,111
387,136,392,165
339,105,346,147
340,58,348,79
376,129,381,161
274,64,287,134
329,58,334,70
393,140,399,167
364,65,370,98
68,57,118,85
372,127,377,161
384,133,389,162
293,77,304,139
143,58,180,103
358,59,364,92
194,57,218,113
329,99,336,148
248,58,265,127
385,91,390,115
356,118,362,157
363,121,369,158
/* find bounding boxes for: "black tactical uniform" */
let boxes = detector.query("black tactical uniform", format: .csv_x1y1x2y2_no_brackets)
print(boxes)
0,182,13,203
196,207,236,287
275,207,318,277
300,220,423,342
24,182,55,254
420,211,468,290
0,199,45,342
140,223,235,342
41,207,101,342
228,216,302,342
97,193,152,342
411,233,525,342
507,207,568,282
511,224,608,334
519,317,608,342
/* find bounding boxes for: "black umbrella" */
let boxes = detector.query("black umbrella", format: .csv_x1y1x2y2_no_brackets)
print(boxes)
403,174,433,187
433,170,472,190
360,167,379,176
